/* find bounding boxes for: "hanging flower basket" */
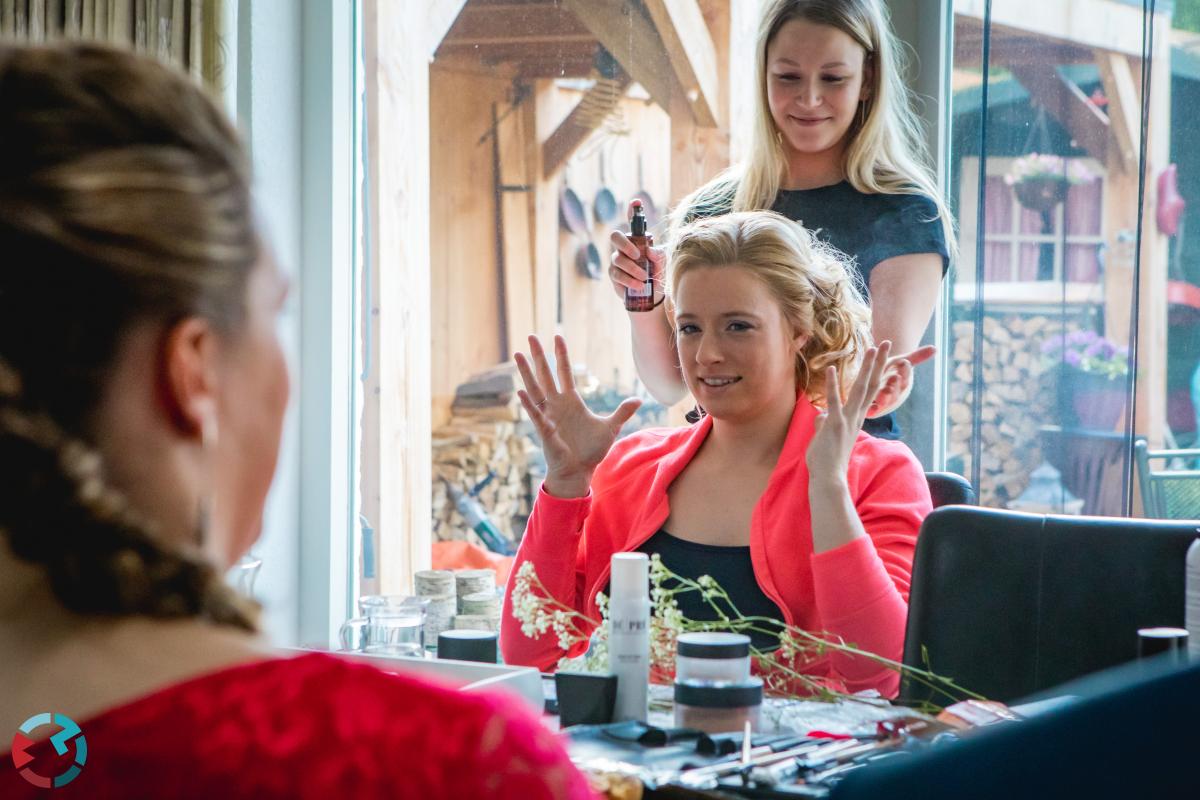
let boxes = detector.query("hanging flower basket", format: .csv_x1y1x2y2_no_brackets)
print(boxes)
1013,176,1070,213
1005,153,1095,213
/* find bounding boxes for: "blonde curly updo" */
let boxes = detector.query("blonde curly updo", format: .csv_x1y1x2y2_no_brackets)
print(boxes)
667,211,873,406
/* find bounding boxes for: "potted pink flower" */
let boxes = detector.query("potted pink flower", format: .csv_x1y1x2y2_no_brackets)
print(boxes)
1005,154,1096,213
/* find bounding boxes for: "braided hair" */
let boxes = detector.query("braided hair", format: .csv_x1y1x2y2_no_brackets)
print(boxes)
0,43,261,631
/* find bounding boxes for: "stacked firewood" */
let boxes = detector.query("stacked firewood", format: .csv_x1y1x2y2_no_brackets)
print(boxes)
431,365,539,550
946,314,1061,507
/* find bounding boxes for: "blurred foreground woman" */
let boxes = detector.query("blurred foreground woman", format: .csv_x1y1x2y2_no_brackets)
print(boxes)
0,43,593,800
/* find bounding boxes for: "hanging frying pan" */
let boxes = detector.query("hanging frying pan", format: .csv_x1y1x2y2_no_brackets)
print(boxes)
559,186,588,237
575,241,603,280
594,147,619,224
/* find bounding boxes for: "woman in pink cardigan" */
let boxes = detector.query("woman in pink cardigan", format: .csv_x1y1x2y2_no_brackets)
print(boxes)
502,211,932,697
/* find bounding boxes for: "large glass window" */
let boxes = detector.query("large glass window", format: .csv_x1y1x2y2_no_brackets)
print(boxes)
344,0,1196,622
948,0,1179,516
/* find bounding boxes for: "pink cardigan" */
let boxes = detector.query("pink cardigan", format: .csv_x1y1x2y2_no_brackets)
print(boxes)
500,395,932,697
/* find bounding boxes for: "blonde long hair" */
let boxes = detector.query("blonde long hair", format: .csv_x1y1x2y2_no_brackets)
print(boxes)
668,211,873,406
674,0,956,259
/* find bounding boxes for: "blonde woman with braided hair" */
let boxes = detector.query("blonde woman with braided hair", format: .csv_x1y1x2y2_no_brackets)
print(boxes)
0,44,592,799
503,212,932,697
609,0,951,439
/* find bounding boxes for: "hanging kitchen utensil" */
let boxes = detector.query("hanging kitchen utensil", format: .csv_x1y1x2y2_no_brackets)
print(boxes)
559,185,588,236
576,240,604,280
594,145,619,224
630,151,660,230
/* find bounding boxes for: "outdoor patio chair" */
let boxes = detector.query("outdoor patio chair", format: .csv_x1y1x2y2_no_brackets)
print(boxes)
900,505,1199,704
1133,437,1200,519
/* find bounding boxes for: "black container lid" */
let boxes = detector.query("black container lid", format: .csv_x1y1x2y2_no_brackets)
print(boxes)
438,629,498,663
674,678,763,708
630,200,647,236
676,632,751,659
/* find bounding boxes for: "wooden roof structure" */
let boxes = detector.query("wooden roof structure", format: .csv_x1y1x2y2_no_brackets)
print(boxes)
437,0,723,176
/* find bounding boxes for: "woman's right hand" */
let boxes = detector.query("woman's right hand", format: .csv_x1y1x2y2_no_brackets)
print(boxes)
609,228,665,302
514,334,642,498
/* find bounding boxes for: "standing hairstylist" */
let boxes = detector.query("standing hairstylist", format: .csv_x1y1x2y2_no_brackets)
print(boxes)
609,0,953,439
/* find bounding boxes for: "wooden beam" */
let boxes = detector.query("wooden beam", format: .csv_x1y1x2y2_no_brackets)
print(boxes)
1009,63,1109,163
542,69,633,178
561,0,675,114
1095,50,1139,174
1134,15,1171,450
1101,16,1170,453
438,41,598,64
363,0,434,593
643,0,720,127
441,34,595,47
443,4,592,44
955,0,1156,58
527,80,560,343
496,98,537,360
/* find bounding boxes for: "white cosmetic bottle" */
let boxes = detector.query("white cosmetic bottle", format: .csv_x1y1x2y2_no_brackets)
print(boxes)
608,552,650,722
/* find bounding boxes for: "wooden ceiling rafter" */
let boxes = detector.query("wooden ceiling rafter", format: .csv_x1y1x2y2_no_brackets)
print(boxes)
560,0,676,116
541,66,634,178
643,0,721,127
1095,50,1141,174
1009,62,1109,163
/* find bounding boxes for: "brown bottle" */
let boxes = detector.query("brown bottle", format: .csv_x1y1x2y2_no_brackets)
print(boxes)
624,200,657,312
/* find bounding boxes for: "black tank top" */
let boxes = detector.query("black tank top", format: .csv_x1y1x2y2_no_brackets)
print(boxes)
634,529,785,652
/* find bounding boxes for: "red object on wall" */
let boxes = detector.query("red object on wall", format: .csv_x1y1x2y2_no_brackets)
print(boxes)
1157,164,1186,236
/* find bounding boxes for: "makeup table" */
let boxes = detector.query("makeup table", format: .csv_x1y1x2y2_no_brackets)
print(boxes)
550,681,968,799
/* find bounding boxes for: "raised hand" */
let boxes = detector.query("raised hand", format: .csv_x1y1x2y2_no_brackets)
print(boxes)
866,344,936,418
807,342,892,482
514,334,641,498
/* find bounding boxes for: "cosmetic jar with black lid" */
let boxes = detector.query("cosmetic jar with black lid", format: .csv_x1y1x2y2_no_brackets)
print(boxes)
675,632,752,683
673,677,763,733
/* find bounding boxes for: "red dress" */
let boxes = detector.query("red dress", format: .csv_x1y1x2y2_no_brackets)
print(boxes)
1,652,596,799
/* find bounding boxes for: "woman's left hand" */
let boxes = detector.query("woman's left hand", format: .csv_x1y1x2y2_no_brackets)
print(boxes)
866,345,936,419
807,342,892,482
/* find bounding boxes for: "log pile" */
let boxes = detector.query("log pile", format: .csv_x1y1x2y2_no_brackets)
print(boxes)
946,314,1061,507
432,365,539,550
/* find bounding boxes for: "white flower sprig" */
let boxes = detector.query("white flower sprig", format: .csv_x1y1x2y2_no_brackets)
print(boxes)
510,555,982,711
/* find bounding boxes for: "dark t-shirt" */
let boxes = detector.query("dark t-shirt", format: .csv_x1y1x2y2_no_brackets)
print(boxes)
687,182,950,439
634,529,785,652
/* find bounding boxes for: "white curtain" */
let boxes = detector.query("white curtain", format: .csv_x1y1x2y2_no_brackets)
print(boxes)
0,0,229,92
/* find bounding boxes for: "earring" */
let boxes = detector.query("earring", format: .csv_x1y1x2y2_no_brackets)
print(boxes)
858,102,867,129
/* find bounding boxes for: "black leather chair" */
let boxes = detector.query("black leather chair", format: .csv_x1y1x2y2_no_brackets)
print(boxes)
924,471,976,508
901,505,1199,704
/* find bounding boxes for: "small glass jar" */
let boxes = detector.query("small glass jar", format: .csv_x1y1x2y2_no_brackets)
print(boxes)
675,632,752,683
673,678,763,734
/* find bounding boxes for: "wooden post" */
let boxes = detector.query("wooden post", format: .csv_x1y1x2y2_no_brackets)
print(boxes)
1134,12,1171,450
644,0,722,127
728,0,761,165
666,0,732,425
669,0,731,206
527,80,561,342
361,0,433,593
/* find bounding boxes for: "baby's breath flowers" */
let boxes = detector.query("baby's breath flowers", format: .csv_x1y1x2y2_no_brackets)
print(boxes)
510,555,981,711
